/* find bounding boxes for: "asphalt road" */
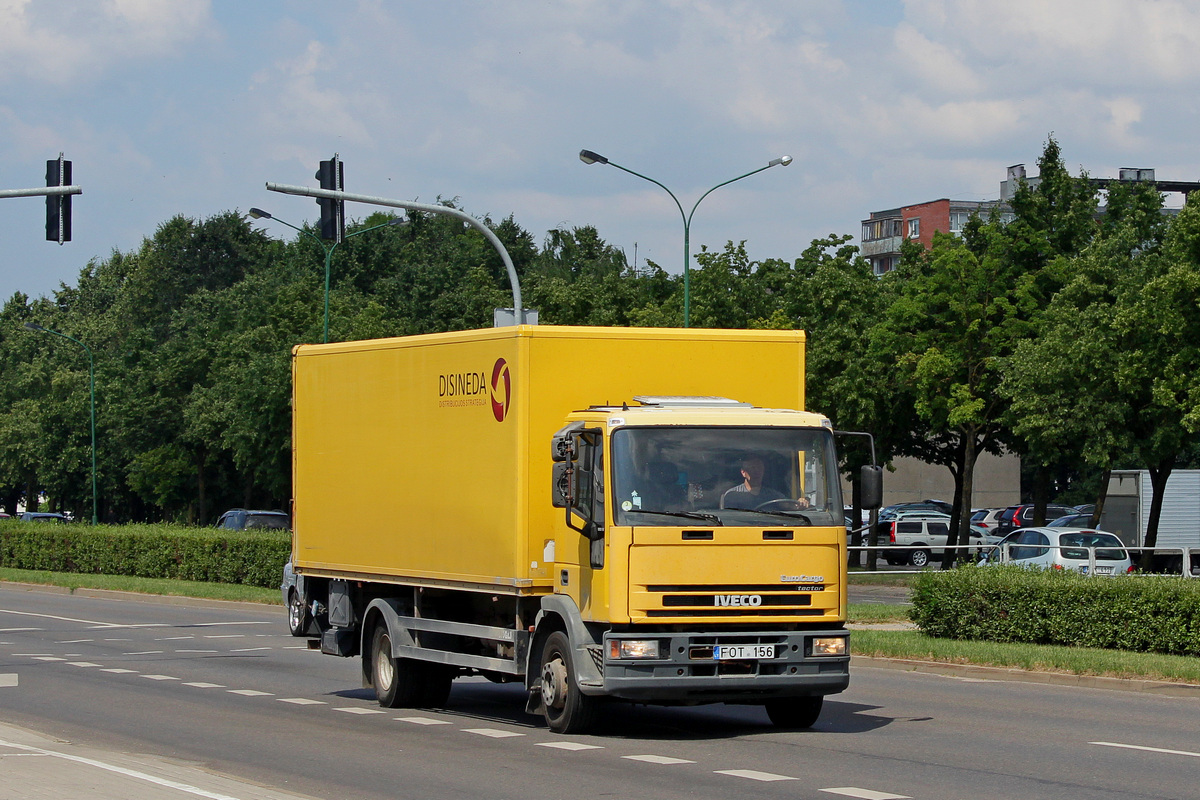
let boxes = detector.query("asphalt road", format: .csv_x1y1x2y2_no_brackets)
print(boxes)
2,584,1198,800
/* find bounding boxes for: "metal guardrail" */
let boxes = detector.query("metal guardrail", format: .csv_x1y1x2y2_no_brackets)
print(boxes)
848,543,1199,577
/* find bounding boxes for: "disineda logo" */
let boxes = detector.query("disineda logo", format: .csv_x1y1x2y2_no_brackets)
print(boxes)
714,594,763,607
490,358,511,422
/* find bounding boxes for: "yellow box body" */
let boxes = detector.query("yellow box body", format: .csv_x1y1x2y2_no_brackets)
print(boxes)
291,326,818,602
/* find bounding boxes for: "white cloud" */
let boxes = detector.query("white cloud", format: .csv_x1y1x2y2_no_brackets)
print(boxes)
0,0,214,85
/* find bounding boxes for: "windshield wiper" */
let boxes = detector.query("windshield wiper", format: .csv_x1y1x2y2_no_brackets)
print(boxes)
742,509,813,524
634,509,724,525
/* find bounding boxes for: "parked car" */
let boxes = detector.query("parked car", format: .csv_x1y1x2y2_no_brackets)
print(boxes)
970,508,1004,529
1047,513,1094,528
281,560,313,636
215,509,290,531
880,513,991,567
994,504,1076,535
879,499,953,519
983,527,1134,575
19,512,69,522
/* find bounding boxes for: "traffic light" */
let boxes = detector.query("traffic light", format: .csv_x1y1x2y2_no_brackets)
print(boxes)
45,154,71,244
315,155,344,242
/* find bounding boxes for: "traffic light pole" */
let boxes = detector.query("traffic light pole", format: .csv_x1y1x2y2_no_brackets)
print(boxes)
0,186,80,199
265,183,525,325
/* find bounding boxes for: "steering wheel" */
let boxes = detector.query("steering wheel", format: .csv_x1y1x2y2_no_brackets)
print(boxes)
754,498,812,523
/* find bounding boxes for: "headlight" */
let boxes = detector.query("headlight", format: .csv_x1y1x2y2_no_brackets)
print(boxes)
608,639,662,659
811,636,847,656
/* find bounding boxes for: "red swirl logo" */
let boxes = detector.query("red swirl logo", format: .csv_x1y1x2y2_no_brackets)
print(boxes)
490,358,511,422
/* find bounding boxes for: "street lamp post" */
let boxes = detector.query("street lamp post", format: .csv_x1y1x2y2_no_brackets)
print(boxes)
578,149,792,327
248,208,406,343
23,322,97,525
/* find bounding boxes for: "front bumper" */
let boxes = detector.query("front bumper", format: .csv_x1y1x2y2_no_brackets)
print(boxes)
597,629,850,702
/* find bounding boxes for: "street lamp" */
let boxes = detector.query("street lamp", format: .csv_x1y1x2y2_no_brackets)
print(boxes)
23,322,97,525
248,208,407,343
578,149,792,327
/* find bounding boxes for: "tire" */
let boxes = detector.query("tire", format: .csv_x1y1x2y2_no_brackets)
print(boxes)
765,696,823,729
370,624,422,708
287,589,310,637
909,548,931,568
539,631,600,734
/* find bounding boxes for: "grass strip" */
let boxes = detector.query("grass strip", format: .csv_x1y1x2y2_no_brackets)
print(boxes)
847,603,911,623
852,628,1200,684
0,567,280,605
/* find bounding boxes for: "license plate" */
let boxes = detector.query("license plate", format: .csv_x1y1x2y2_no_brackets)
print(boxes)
1094,566,1113,575
715,645,775,660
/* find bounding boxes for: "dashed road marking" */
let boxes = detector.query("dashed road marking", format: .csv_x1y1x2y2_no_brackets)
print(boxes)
123,650,163,655
395,716,452,725
278,698,326,705
1091,741,1200,759
56,639,93,643
66,662,102,668
536,741,603,751
334,707,385,715
183,682,224,688
0,628,41,633
155,636,194,641
716,769,795,782
101,669,137,674
0,674,16,687
230,647,271,653
33,657,65,662
623,754,695,765
228,689,272,696
821,789,911,800
142,675,179,681
12,654,51,657
463,728,524,738
204,635,244,639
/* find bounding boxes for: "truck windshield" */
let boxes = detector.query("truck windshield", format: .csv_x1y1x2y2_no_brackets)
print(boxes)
610,426,843,527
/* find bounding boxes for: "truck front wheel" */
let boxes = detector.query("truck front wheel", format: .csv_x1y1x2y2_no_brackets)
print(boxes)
539,631,599,734
371,625,421,708
765,696,823,729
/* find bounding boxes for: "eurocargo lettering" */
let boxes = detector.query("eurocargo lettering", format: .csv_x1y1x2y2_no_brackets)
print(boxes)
288,325,881,733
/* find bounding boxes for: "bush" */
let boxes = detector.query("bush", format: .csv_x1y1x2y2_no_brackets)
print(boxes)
909,565,1200,656
0,521,289,589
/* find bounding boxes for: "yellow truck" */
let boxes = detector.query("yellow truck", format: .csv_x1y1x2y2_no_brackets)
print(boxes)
290,325,880,733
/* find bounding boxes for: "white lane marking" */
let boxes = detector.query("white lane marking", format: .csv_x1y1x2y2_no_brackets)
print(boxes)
142,675,179,681
67,662,102,668
395,717,452,725
175,649,218,654
0,627,41,632
334,707,384,715
188,622,272,627
283,645,310,650
33,656,66,662
716,769,796,782
1091,741,1200,759
184,682,224,688
123,650,163,655
56,638,94,643
821,789,912,800
102,638,132,641
0,609,127,628
101,669,137,674
0,736,245,800
203,635,245,639
155,636,194,641
278,698,327,705
0,674,16,687
536,741,603,751
227,689,272,696
229,647,271,653
12,653,52,657
623,754,695,765
463,728,524,738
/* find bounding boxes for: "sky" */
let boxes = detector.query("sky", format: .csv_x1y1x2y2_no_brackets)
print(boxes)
2,0,1199,302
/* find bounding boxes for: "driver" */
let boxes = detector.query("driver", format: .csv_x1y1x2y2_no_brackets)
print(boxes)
721,455,793,510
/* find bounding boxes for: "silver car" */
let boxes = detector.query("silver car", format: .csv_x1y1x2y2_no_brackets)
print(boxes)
988,527,1133,575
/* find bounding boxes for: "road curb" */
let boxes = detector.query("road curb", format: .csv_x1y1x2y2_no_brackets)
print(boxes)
0,579,277,613
851,654,1200,699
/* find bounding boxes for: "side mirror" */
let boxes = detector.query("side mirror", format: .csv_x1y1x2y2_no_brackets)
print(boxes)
860,465,883,510
551,462,573,508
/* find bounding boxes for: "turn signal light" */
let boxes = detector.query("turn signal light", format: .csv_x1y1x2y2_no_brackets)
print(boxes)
812,637,847,656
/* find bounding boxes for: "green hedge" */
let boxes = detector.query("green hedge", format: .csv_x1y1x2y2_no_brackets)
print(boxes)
0,521,290,589
910,565,1200,656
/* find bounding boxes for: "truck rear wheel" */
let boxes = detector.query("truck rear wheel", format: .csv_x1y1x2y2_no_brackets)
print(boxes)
371,625,422,708
287,589,310,637
539,631,599,734
765,696,823,729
